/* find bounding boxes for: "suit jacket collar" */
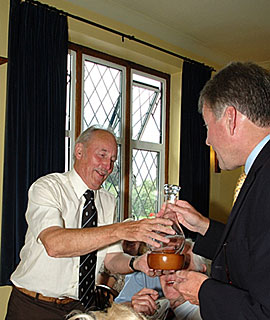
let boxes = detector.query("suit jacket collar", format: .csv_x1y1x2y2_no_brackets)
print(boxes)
212,140,270,260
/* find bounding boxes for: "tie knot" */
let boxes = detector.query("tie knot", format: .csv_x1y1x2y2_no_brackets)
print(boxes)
84,189,94,202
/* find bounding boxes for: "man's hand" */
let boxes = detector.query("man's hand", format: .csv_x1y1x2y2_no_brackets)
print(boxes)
105,252,164,276
132,254,164,277
131,288,159,315
116,218,175,248
161,200,210,236
169,295,186,310
173,270,208,305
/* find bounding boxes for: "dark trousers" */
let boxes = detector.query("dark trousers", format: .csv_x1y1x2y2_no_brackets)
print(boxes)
5,287,85,320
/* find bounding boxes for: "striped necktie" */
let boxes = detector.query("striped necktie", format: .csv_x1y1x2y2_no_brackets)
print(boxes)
233,172,247,205
79,190,97,308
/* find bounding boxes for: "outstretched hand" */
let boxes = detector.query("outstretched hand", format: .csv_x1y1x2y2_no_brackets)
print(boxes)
118,218,175,248
173,270,208,305
132,253,165,277
158,200,210,236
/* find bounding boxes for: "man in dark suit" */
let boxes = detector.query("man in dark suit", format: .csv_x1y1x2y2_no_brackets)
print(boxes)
169,62,270,319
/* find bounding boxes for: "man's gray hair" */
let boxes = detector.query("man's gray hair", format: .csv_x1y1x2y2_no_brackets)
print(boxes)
66,303,147,320
198,61,270,127
73,125,116,160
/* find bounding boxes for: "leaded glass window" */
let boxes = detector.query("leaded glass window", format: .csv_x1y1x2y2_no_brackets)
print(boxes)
66,45,169,221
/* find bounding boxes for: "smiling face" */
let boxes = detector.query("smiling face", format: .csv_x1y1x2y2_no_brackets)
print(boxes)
74,130,117,190
159,272,179,300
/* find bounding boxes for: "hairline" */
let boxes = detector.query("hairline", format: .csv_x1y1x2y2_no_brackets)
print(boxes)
73,125,116,160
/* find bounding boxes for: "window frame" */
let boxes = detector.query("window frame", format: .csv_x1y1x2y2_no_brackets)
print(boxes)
130,69,167,218
65,49,76,171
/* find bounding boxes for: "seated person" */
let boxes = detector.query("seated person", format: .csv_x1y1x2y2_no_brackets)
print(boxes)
66,302,147,320
115,239,210,320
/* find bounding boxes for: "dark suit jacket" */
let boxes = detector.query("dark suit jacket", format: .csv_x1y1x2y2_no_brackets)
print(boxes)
193,139,270,319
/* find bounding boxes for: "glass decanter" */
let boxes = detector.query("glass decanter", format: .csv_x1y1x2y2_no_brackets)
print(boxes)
147,184,185,270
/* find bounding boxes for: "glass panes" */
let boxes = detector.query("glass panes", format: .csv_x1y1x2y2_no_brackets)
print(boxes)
130,72,165,220
82,55,125,221
65,46,168,223
83,57,123,137
132,74,162,144
131,149,159,220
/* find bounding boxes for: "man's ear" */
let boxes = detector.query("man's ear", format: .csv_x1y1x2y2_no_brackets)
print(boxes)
225,106,237,135
74,143,84,160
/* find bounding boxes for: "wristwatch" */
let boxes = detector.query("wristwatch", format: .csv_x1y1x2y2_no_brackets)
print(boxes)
129,256,139,272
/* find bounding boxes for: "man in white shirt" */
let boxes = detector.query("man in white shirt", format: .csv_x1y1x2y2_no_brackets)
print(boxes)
5,126,173,320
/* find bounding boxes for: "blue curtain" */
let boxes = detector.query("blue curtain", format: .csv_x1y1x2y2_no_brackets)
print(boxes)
0,0,68,285
179,61,212,240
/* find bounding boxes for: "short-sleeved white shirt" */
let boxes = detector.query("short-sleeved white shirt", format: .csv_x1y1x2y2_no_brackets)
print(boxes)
11,169,122,299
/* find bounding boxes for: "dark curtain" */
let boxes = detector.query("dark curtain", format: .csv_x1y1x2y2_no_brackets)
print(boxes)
179,61,212,240
0,0,68,285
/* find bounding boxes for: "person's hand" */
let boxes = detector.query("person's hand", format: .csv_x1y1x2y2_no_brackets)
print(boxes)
132,254,163,277
166,200,210,235
169,295,186,310
131,288,159,315
173,270,208,305
118,218,175,248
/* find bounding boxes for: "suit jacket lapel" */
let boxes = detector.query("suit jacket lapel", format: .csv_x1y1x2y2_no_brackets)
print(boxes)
212,140,270,261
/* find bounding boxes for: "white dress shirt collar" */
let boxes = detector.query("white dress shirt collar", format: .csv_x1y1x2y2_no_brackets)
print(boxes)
71,168,93,199
245,134,270,174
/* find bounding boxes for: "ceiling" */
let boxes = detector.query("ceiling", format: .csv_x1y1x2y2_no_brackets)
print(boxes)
66,0,270,69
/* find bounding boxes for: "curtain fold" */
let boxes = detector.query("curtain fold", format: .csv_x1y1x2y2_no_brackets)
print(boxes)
179,61,212,239
0,0,68,285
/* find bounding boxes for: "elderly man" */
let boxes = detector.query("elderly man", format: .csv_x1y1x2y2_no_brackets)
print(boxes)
115,240,209,319
170,62,270,319
5,126,173,320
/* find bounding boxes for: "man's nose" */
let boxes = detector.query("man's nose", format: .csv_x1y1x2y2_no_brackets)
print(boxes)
102,158,113,171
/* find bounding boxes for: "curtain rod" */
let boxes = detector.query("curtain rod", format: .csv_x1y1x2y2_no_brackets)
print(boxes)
26,0,215,71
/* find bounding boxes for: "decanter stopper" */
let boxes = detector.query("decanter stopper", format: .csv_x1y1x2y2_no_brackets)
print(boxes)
163,184,185,253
